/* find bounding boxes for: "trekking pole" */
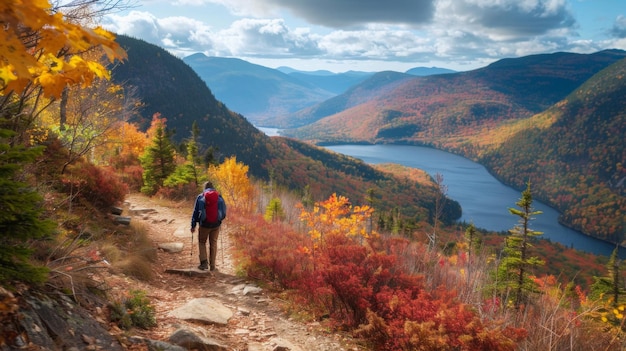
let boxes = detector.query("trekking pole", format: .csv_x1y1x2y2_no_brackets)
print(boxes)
190,230,194,268
220,228,224,267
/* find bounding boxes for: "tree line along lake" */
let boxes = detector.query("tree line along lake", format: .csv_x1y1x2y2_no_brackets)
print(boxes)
259,128,624,258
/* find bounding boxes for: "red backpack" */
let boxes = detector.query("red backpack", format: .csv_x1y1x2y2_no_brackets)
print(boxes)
202,189,219,225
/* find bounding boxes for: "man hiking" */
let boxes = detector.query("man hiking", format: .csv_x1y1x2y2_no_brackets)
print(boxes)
190,181,226,271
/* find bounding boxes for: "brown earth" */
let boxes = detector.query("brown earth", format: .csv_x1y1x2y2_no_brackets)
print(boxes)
112,193,365,351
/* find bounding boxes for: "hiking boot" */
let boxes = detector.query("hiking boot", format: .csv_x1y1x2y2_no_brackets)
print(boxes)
210,266,217,272
198,260,208,270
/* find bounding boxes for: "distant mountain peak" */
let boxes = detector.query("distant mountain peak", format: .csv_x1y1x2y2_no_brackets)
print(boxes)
405,66,456,76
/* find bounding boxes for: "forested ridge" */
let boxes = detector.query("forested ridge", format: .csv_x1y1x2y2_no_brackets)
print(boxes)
111,35,273,181
282,50,626,144
480,58,626,242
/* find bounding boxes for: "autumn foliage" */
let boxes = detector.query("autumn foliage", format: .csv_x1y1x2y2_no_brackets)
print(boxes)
231,193,529,350
0,0,126,98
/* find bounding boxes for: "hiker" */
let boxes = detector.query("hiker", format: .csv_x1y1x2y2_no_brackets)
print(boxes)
190,181,226,271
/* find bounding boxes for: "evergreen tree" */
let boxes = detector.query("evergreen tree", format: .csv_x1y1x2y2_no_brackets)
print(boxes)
590,246,625,306
0,129,55,284
429,173,447,250
264,198,285,222
464,222,481,276
366,188,377,235
140,122,176,195
465,222,481,258
164,123,206,190
494,181,544,309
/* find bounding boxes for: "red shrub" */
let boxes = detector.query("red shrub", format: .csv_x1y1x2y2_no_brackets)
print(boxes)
230,214,311,289
120,165,144,192
231,211,523,350
61,162,128,210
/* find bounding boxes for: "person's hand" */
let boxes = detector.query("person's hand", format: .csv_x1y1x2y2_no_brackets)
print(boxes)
190,227,196,233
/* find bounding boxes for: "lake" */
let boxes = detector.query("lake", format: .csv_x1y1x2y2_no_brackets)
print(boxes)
326,144,625,257
259,128,623,257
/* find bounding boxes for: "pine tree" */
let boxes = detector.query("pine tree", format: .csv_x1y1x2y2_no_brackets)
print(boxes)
264,198,285,222
464,222,481,281
590,246,625,306
0,129,55,284
495,181,544,309
140,121,176,195
164,123,205,190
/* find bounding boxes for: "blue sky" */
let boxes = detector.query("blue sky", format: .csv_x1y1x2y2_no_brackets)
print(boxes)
102,0,626,73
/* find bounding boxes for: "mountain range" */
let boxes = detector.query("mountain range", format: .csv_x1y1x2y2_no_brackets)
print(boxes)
182,54,456,126
273,49,626,242
112,34,625,245
110,35,462,227
281,50,626,145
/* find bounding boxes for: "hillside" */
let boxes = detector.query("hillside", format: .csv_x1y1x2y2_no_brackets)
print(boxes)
111,35,272,180
281,50,626,146
110,35,461,225
182,53,335,124
479,57,626,243
271,71,414,128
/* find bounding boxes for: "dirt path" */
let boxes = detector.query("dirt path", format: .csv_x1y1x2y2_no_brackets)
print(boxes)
116,193,363,351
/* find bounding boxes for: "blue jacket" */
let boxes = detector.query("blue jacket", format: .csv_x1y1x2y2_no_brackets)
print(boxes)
191,189,224,229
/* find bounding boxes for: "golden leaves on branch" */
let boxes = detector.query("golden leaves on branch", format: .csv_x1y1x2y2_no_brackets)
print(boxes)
0,0,127,98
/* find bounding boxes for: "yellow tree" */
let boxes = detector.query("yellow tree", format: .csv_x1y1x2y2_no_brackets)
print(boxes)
0,0,126,143
207,156,255,213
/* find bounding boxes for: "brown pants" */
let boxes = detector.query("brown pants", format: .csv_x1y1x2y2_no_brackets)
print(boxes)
198,225,220,269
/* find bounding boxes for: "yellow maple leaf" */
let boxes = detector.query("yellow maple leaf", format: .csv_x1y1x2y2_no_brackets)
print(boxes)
36,71,66,98
0,65,18,87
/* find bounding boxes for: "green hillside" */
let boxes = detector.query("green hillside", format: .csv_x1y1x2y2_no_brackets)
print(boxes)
480,58,626,243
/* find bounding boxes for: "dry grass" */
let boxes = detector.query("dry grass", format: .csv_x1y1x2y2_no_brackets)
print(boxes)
108,220,157,281
114,255,154,281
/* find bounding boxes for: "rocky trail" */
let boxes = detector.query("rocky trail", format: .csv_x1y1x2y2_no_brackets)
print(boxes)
117,193,364,351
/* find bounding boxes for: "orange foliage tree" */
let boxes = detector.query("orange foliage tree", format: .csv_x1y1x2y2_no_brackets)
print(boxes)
298,193,374,255
105,121,149,190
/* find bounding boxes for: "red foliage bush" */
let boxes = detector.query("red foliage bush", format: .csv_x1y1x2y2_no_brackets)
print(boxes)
120,165,144,192
155,182,198,201
233,214,524,350
61,162,128,210
230,213,312,289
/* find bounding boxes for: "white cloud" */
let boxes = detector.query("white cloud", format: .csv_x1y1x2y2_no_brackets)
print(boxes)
436,0,575,40
104,11,162,42
102,0,622,71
